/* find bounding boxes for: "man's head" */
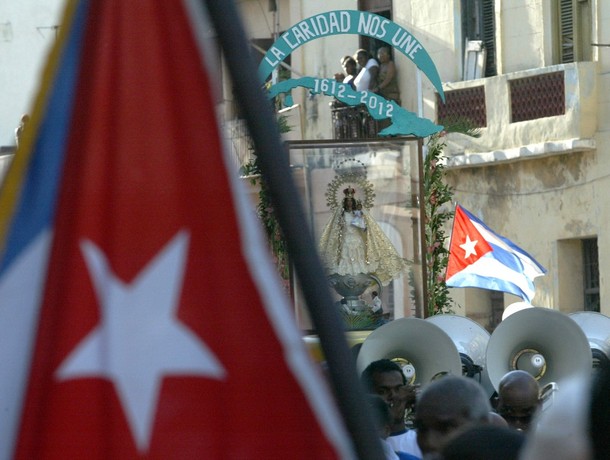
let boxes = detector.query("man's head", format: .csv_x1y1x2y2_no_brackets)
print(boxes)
341,55,357,76
377,46,391,63
371,291,378,298
361,359,414,431
441,424,525,460
496,370,541,432
414,375,491,456
354,48,369,67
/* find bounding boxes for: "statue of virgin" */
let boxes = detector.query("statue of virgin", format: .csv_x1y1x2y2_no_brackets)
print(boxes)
318,185,408,286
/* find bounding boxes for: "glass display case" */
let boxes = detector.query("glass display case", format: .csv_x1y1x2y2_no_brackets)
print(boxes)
286,137,426,331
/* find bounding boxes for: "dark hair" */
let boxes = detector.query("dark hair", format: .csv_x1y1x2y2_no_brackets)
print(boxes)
355,48,370,59
341,55,356,67
361,359,406,391
442,425,525,460
416,375,491,422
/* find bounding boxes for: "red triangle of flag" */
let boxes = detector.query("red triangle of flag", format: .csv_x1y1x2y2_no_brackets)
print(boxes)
445,206,493,280
11,1,348,458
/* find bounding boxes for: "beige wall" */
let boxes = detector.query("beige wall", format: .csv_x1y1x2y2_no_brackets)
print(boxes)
0,0,65,147
439,0,609,318
239,0,610,320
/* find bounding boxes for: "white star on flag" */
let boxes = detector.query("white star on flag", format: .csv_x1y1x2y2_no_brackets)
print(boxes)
56,230,226,453
459,235,479,259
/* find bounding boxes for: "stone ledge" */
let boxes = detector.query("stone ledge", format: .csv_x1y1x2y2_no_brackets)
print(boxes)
445,138,596,169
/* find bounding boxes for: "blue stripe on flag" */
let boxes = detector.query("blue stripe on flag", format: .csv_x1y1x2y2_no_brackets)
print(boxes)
460,206,546,274
487,242,523,272
448,272,532,301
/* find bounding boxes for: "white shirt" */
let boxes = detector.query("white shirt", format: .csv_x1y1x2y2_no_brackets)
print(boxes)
382,438,400,460
343,74,355,89
387,429,423,459
354,58,379,91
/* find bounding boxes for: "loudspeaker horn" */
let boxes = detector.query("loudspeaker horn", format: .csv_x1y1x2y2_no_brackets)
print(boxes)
486,307,591,391
426,314,495,398
356,317,462,385
502,301,535,321
569,311,610,371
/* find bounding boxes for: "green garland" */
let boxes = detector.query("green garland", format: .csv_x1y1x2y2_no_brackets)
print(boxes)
423,132,456,316
424,120,480,316
240,116,291,284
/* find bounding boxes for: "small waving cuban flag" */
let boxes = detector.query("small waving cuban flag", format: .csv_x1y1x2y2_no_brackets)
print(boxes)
445,205,546,302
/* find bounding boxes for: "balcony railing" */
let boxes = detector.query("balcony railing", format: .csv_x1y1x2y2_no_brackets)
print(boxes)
437,86,487,128
509,71,565,122
330,104,380,139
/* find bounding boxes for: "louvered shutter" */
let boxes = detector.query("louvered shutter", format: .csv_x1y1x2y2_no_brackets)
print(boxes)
461,0,496,78
559,0,574,63
482,0,496,76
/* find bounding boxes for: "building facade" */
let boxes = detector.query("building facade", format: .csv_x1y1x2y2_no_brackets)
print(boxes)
238,0,609,328
2,0,608,328
0,0,63,147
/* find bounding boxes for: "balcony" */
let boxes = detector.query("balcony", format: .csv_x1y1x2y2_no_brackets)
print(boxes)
436,62,597,168
330,103,381,140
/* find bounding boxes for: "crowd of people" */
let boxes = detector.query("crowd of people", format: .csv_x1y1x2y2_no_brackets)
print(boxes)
334,47,401,104
325,45,608,460
359,358,610,459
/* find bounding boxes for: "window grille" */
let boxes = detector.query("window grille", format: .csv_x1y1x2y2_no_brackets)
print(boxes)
509,71,565,122
437,86,487,128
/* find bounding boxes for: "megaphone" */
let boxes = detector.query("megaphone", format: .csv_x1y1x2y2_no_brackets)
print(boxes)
569,311,610,371
502,301,535,321
356,317,462,385
426,314,495,398
486,307,591,391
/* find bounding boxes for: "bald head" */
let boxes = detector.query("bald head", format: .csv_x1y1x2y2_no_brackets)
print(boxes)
415,376,491,455
499,370,539,393
497,370,541,431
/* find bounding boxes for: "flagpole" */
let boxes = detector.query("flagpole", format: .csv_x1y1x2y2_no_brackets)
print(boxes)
202,1,385,458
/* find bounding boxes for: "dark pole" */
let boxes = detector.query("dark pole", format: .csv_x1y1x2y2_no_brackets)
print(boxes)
418,137,428,318
202,1,385,459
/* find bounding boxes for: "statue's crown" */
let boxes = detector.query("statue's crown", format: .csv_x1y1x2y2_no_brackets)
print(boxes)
343,186,355,198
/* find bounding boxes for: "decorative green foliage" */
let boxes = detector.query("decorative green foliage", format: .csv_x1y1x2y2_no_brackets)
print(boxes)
423,133,455,316
424,120,480,316
256,178,290,282
240,115,291,285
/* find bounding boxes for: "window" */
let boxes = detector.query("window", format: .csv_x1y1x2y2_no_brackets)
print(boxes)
555,0,592,63
583,238,599,312
489,290,504,331
358,0,392,57
461,0,496,77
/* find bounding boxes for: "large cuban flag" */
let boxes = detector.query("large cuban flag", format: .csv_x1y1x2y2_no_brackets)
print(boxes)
445,205,546,302
0,0,353,458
